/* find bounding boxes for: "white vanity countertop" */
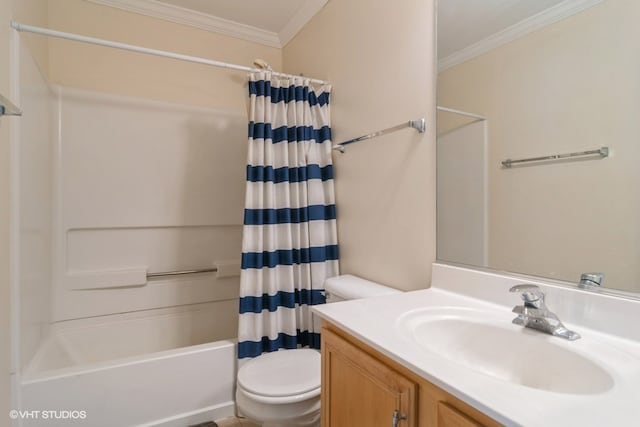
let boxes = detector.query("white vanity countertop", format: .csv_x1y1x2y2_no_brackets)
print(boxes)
313,285,640,427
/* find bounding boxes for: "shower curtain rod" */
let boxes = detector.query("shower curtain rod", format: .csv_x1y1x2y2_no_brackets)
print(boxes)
10,21,329,85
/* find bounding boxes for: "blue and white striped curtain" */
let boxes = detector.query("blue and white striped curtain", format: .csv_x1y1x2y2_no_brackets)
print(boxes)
238,72,339,359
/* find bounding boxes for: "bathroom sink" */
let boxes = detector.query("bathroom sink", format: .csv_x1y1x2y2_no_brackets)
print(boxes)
397,307,614,395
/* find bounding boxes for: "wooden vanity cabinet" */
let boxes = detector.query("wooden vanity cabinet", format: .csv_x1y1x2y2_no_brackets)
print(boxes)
321,324,502,427
321,326,418,427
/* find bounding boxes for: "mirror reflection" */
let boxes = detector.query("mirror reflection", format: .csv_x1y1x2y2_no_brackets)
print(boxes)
436,0,640,294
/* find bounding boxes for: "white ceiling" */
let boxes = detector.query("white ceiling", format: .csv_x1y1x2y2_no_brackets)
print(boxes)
155,0,308,33
438,0,568,59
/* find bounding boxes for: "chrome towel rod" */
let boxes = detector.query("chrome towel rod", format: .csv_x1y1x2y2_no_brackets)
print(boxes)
502,147,609,168
332,118,426,153
10,21,329,85
147,267,218,278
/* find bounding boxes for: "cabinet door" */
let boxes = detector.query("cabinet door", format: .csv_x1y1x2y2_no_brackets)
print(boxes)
437,402,483,427
322,327,417,427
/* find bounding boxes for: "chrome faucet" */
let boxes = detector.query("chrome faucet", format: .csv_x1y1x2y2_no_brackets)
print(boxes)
509,284,580,341
579,272,604,289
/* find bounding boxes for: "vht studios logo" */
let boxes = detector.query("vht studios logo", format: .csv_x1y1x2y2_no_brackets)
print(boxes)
9,410,87,420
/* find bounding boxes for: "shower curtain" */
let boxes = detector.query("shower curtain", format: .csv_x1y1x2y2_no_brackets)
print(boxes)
238,72,339,359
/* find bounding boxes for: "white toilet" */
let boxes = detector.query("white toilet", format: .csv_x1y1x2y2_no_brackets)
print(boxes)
235,275,401,427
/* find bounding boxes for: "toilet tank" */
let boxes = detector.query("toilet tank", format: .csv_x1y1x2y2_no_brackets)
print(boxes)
324,275,401,303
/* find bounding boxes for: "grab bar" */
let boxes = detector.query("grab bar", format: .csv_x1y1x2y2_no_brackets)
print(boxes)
502,147,609,168
68,263,239,290
147,267,218,278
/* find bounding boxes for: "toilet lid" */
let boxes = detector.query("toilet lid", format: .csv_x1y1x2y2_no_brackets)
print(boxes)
238,349,321,397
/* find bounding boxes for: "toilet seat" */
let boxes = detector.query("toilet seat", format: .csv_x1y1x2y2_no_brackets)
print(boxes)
237,349,321,402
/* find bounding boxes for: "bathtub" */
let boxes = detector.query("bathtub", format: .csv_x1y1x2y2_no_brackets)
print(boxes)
21,301,239,427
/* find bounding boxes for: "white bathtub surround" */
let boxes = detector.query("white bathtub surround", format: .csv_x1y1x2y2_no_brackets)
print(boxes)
313,263,640,427
52,87,247,321
21,304,238,427
14,86,247,426
24,301,237,375
17,31,55,377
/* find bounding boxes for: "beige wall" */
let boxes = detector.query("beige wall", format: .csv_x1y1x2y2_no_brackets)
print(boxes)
438,0,640,291
284,0,437,291
47,0,281,111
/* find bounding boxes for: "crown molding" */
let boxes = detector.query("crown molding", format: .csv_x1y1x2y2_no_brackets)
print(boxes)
86,0,282,48
439,0,604,72
279,0,328,47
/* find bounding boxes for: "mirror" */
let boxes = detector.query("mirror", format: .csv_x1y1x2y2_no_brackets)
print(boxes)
436,0,640,295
